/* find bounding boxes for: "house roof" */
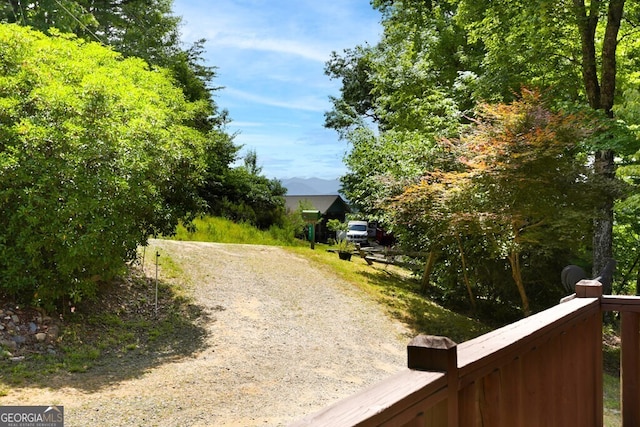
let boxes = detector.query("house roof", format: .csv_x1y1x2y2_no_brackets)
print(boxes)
284,195,351,215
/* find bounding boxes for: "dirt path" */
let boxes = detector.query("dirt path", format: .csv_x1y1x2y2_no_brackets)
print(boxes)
2,240,410,426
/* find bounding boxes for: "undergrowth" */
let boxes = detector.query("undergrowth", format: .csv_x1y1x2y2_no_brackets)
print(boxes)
0,263,207,387
171,216,305,247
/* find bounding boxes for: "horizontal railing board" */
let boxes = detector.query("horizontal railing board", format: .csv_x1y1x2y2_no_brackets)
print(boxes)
601,295,640,312
378,393,447,427
456,297,600,383
290,369,447,427
290,283,627,427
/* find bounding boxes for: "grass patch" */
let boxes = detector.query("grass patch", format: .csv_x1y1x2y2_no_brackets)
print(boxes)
140,245,192,298
287,244,490,343
171,216,306,247
603,325,621,426
0,268,207,388
63,344,101,373
604,370,621,426
290,243,623,425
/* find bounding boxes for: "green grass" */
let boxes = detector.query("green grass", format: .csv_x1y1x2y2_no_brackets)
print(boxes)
288,244,490,343
0,218,623,425
0,268,207,387
171,216,488,341
171,216,305,246
604,371,621,426
603,328,622,426
141,245,191,290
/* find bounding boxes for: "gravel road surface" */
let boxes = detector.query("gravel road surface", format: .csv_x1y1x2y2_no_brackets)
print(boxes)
2,240,410,426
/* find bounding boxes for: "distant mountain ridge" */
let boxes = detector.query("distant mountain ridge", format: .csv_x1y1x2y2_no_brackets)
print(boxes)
281,177,342,195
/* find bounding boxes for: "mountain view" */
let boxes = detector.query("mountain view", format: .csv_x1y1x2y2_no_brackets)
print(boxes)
281,177,342,196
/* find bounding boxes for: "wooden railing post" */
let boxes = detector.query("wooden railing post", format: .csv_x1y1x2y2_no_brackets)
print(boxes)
621,311,640,426
408,335,458,427
575,278,604,427
575,279,603,298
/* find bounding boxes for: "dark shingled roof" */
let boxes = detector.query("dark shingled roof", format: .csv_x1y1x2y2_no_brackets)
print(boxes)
284,195,351,215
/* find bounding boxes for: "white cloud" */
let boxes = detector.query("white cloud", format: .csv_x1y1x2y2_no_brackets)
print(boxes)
224,87,329,112
212,35,329,63
174,0,380,180
177,0,378,63
228,121,264,128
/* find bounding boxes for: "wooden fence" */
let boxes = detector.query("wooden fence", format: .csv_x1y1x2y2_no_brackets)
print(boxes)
291,280,640,427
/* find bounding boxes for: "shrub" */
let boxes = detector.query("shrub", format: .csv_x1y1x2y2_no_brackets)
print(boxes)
0,25,209,306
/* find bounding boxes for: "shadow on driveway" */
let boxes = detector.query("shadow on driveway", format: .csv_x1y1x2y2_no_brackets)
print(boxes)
0,268,213,393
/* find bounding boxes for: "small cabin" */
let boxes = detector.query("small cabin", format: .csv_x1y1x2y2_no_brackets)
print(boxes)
284,195,351,242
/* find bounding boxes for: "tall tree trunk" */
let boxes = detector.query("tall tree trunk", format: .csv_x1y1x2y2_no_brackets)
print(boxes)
593,0,624,292
574,0,625,289
601,0,624,114
593,149,615,294
8,0,21,23
573,0,601,108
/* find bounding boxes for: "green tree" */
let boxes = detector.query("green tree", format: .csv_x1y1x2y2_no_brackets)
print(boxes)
2,0,231,130
325,0,474,220
243,148,262,175
2,0,296,236
2,0,180,63
2,0,97,33
204,151,287,230
392,92,604,314
456,0,635,287
0,24,209,305
329,0,640,303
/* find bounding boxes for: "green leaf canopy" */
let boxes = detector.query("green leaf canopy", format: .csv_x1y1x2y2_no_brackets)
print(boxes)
0,24,208,303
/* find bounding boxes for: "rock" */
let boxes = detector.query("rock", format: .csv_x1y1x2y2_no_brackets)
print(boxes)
1,339,17,350
12,335,26,345
48,325,60,340
35,333,47,342
29,322,37,333
11,314,19,324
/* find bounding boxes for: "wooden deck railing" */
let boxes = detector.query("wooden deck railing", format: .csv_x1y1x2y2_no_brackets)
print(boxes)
291,280,640,427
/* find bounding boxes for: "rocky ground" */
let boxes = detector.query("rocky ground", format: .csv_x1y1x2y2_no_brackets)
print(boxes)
0,303,60,361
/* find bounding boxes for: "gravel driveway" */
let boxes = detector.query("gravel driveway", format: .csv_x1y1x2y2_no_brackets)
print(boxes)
2,240,409,426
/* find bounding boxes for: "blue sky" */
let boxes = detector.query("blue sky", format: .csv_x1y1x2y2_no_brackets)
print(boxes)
172,0,382,180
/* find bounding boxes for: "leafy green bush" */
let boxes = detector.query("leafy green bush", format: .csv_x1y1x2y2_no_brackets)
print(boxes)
0,25,210,306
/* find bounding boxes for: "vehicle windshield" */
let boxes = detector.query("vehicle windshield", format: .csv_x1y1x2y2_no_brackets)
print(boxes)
349,224,367,232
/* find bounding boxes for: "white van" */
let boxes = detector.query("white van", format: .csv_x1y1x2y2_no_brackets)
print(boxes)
346,220,369,245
